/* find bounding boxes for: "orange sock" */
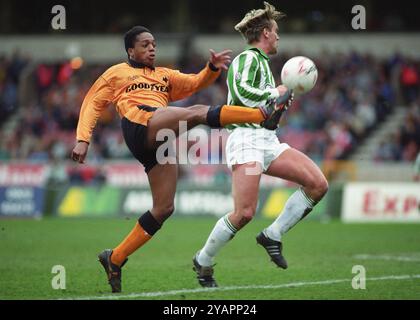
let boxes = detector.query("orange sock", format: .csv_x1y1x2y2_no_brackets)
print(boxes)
111,222,152,266
219,105,265,126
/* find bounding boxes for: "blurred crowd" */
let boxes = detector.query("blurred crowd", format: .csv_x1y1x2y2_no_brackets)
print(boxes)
374,104,420,162
0,50,419,166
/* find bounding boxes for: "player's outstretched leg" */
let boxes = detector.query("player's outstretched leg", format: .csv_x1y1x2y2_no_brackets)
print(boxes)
145,101,289,148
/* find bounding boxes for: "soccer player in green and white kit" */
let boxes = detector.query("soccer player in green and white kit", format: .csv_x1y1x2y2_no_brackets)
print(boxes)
193,2,329,287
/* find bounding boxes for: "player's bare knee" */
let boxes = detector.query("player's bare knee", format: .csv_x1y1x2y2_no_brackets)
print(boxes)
238,206,256,224
153,204,175,220
316,175,329,199
306,175,329,202
189,104,208,123
164,204,175,217
186,104,207,111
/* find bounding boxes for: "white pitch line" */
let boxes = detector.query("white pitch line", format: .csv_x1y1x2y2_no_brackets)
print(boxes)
354,254,420,262
63,274,420,300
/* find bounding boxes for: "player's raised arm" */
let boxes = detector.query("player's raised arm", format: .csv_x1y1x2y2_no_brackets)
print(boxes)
71,76,114,163
168,49,232,102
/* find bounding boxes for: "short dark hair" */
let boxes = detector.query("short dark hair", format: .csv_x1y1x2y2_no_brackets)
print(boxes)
124,26,151,54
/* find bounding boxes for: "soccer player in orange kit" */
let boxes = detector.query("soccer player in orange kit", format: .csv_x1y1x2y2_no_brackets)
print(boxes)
71,26,293,293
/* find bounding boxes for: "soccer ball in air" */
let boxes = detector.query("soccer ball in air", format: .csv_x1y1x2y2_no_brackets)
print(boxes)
281,56,318,95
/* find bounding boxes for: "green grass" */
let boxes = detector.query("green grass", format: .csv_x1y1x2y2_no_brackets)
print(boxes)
1,217,420,300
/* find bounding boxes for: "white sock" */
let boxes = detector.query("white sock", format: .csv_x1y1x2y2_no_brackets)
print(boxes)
264,187,316,242
197,214,237,267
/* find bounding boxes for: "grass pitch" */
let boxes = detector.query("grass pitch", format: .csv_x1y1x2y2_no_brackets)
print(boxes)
1,217,420,300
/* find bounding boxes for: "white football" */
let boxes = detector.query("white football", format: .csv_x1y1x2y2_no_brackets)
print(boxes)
281,56,318,95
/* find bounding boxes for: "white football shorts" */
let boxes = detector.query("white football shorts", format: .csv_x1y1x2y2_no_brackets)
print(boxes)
225,127,291,172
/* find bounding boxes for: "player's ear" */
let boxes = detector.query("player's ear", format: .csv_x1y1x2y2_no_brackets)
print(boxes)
263,27,270,38
127,47,135,59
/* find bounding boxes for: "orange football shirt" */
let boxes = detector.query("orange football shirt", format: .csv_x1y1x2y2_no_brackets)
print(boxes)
76,62,220,143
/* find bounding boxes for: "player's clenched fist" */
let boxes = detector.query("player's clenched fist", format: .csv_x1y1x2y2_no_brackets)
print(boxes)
71,141,89,164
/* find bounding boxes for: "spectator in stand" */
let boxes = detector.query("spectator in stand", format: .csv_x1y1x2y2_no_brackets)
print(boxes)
400,61,419,104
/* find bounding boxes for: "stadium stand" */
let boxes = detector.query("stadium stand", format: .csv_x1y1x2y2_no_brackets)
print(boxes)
1,50,418,167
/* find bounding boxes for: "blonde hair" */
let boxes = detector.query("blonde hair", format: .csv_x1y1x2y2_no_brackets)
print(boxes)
235,2,286,44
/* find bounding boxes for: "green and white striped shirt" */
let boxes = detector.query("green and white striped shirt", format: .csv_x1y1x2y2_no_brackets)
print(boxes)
226,47,279,129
